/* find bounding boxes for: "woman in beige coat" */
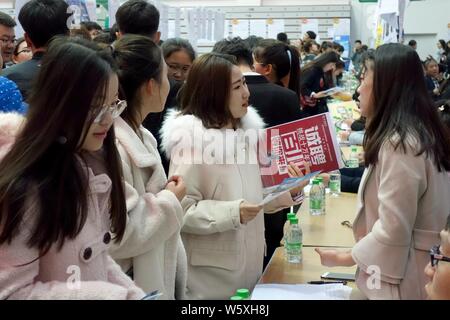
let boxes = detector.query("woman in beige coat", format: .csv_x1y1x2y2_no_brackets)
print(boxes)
161,53,309,300
316,44,450,299
108,35,187,300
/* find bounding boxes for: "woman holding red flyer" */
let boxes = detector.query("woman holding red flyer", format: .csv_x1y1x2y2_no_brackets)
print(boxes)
161,52,310,299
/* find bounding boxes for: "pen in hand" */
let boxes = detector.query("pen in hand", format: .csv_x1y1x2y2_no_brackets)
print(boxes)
308,280,347,285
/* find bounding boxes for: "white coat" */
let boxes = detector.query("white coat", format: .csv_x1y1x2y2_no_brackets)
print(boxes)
160,107,302,299
109,117,187,300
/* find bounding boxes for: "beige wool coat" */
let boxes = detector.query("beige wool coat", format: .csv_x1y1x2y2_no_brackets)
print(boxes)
161,107,302,300
352,137,450,299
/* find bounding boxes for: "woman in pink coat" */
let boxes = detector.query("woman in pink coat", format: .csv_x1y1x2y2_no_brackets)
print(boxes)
316,43,450,299
0,38,145,299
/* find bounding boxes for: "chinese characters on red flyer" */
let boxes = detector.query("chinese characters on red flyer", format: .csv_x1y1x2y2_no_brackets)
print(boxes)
261,113,343,187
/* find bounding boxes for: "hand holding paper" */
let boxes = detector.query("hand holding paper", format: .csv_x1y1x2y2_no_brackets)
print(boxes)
287,162,311,196
239,201,263,224
260,170,321,206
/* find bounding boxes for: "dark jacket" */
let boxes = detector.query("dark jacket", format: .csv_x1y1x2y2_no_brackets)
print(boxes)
244,74,304,269
351,117,366,132
2,52,44,101
339,166,365,193
300,65,329,117
245,74,302,128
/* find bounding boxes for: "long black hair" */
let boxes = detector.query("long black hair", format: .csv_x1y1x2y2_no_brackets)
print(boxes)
302,50,340,73
113,34,165,133
253,39,301,96
364,43,450,172
0,38,127,255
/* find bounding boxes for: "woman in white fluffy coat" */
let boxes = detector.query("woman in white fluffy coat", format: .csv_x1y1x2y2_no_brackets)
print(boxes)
108,35,187,300
161,53,309,299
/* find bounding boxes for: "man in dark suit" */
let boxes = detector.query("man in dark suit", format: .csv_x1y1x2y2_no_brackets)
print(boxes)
0,12,16,69
213,37,302,128
2,0,71,101
213,37,304,268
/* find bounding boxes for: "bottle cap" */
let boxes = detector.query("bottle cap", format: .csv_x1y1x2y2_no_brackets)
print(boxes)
287,213,296,221
236,288,250,299
290,217,299,224
230,295,244,300
312,179,320,185
351,146,357,151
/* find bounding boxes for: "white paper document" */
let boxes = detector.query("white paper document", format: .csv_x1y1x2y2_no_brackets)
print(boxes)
251,283,352,300
260,171,321,206
322,87,344,96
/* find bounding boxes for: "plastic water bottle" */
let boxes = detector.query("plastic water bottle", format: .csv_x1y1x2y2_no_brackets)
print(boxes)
316,176,326,215
347,146,359,168
235,288,250,300
329,171,341,197
309,179,323,216
286,217,302,263
284,208,296,257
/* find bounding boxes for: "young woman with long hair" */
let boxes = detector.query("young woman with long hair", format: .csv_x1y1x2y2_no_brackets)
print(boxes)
109,34,187,300
316,43,450,299
0,38,144,299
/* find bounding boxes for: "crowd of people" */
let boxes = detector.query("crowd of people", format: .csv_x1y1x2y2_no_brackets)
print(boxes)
0,0,449,301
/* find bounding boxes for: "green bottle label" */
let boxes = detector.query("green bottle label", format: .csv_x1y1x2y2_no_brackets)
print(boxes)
330,181,340,192
310,199,322,210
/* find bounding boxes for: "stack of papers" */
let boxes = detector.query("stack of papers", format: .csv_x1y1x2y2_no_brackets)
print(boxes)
251,283,352,300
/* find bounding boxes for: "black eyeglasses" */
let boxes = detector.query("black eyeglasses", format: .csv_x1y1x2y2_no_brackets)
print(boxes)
430,245,450,267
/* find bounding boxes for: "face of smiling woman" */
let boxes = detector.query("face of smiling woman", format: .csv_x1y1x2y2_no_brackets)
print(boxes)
81,74,119,152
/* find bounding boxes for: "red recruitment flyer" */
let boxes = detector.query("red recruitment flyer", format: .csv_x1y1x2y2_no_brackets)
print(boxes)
260,112,344,188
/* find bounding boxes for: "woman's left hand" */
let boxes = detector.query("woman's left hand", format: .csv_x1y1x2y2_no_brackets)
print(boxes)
287,162,311,197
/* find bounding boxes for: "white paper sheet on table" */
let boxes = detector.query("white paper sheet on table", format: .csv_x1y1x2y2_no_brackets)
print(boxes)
251,283,352,300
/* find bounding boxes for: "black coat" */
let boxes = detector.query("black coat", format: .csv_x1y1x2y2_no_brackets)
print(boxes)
245,74,303,128
2,52,44,101
299,65,329,117
339,166,365,194
244,74,304,268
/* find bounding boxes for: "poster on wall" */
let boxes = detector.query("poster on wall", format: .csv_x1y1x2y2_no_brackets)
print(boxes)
213,12,226,41
14,0,28,37
108,0,121,28
301,18,319,41
267,19,284,39
66,0,90,24
159,4,169,40
332,18,351,58
250,20,267,38
231,19,250,39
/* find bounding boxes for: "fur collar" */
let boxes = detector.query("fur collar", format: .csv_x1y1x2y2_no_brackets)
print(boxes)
114,117,161,168
160,106,265,162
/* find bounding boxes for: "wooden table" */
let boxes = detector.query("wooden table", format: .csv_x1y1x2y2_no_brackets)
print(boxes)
297,192,357,248
260,247,356,286
259,247,366,299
